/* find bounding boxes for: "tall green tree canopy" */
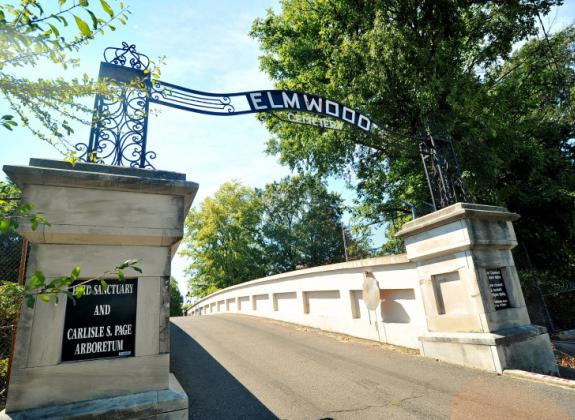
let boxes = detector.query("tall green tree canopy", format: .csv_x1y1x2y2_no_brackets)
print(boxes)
182,181,267,298
259,175,349,273
169,278,184,317
182,177,369,297
250,1,574,276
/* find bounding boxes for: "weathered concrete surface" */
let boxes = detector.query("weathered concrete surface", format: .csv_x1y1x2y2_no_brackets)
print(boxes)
171,314,575,420
396,202,557,374
1,373,187,420
2,159,193,417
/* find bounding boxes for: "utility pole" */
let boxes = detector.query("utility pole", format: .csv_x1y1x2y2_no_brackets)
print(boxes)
341,224,349,262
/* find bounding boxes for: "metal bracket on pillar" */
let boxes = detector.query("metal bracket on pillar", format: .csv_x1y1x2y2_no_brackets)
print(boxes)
419,134,468,211
74,43,156,169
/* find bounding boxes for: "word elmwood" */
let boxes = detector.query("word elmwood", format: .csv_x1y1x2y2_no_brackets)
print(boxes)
246,90,372,132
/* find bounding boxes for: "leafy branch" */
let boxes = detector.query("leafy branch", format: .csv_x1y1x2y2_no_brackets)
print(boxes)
22,259,141,308
0,0,132,148
0,181,49,234
0,259,141,309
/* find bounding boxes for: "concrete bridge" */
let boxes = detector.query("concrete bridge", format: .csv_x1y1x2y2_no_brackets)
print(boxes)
189,254,424,349
188,203,558,375
179,202,575,418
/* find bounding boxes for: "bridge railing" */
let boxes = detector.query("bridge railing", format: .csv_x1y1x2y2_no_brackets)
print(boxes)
188,254,426,349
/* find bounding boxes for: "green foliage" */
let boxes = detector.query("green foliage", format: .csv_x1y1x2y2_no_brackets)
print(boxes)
259,175,350,272
182,181,267,298
0,277,22,407
478,29,575,278
10,259,140,309
377,218,406,256
342,223,371,261
0,358,7,380
182,177,370,297
0,281,23,326
0,357,8,401
169,278,184,317
251,0,560,200
0,181,49,234
251,1,574,294
0,0,131,150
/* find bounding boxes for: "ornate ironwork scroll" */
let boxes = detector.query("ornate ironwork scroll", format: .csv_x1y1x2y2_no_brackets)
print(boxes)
104,42,150,70
150,81,235,114
419,135,468,211
75,43,156,169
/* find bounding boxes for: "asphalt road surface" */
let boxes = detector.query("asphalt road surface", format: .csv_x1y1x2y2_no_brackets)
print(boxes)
170,314,575,419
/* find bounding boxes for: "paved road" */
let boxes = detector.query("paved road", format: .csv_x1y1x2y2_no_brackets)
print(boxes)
170,314,575,419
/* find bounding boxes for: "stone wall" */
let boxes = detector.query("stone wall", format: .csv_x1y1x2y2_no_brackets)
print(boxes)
189,255,426,349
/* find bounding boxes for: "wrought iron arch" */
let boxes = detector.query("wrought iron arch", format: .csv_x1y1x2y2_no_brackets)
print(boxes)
76,43,466,210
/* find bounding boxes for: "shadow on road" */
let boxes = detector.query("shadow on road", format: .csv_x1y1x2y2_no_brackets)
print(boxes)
170,322,278,419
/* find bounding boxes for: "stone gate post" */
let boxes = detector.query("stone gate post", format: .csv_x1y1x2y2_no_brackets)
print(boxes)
2,159,198,418
396,203,558,374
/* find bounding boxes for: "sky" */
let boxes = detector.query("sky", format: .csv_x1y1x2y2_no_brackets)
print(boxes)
2,1,575,298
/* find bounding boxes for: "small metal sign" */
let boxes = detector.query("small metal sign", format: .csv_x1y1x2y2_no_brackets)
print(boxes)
61,279,137,362
486,269,511,310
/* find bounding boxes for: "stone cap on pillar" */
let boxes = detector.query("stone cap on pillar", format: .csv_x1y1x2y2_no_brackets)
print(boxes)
396,202,520,261
4,158,197,205
3,159,199,248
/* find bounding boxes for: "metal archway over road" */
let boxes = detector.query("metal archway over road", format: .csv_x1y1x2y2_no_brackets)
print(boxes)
77,42,466,210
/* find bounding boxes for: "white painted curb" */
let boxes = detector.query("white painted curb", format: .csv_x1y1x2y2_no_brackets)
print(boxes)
504,369,575,390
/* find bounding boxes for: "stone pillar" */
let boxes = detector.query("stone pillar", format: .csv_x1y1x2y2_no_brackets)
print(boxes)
2,159,198,418
396,203,558,375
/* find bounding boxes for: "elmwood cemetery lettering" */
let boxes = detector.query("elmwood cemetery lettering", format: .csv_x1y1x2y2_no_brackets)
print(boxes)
61,279,137,361
486,269,511,310
286,112,344,129
246,90,372,132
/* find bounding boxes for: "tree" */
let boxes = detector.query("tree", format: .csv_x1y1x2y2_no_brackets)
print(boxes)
250,0,567,214
251,1,574,325
259,175,357,273
181,181,267,298
484,28,575,328
182,177,371,297
0,0,131,150
169,278,183,317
